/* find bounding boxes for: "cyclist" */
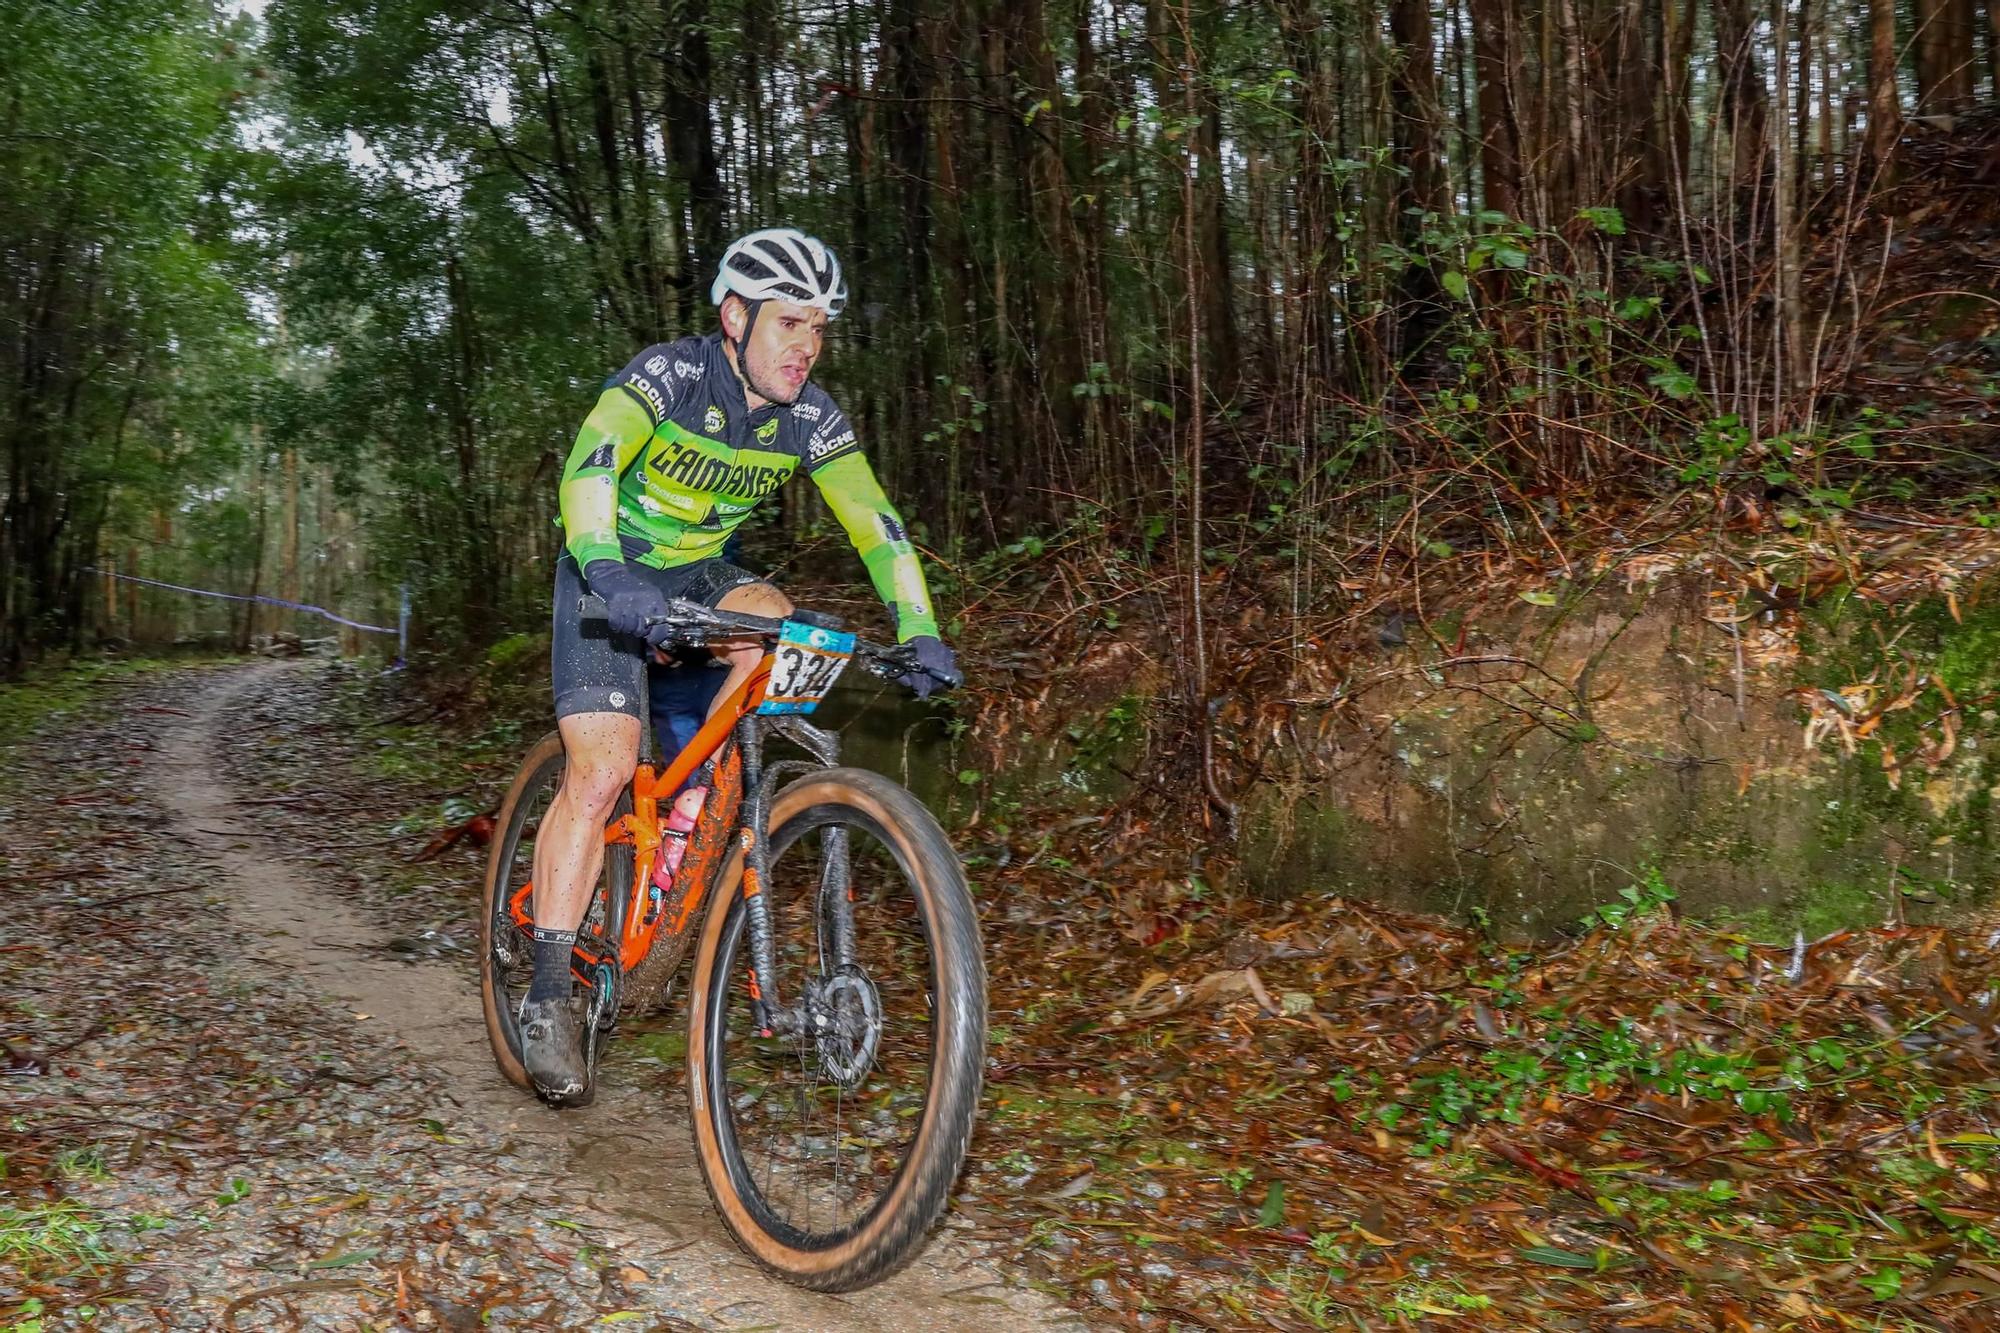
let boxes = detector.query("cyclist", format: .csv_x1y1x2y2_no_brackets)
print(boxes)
524,228,959,1103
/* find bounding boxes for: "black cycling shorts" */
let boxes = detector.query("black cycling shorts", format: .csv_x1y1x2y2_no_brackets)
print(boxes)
550,552,761,720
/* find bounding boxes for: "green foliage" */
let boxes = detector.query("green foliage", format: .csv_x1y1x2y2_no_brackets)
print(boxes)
483,633,543,672
1576,205,1627,236
1066,691,1147,783
0,1201,108,1272
0,0,271,668
1581,865,1676,931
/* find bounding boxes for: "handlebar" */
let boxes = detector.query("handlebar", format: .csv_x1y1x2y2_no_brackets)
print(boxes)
576,594,961,689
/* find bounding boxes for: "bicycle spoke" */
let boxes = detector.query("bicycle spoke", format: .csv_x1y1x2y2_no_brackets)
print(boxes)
716,811,937,1244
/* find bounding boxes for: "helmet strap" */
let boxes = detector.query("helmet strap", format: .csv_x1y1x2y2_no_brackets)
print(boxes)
730,298,765,395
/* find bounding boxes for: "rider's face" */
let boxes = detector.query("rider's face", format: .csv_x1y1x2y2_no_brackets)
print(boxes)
724,297,827,407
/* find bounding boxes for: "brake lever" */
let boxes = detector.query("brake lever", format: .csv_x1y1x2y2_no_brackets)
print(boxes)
576,594,728,633
865,646,963,692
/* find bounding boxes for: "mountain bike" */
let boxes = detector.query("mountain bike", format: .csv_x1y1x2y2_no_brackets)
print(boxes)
478,597,985,1291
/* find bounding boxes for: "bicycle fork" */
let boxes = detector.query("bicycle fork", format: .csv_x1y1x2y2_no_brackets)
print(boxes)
733,716,859,1043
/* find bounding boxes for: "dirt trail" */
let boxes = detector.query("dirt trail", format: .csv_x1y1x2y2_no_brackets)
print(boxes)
154,663,1064,1331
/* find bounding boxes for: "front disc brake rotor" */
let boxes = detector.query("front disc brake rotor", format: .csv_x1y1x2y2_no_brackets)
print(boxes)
812,964,882,1090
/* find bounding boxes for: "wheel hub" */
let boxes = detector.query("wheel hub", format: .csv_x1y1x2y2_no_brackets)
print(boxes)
808,964,882,1090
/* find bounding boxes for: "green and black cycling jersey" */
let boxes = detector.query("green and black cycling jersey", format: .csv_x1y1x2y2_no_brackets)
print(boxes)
557,332,938,641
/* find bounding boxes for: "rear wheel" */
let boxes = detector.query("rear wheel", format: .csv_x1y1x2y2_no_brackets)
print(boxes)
685,768,986,1291
480,732,632,1102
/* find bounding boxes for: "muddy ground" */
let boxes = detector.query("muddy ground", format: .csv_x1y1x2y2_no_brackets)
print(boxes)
11,658,2000,1331
1,661,1064,1330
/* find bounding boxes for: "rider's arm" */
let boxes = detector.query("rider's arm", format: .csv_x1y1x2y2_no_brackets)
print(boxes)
806,444,941,644
558,349,678,568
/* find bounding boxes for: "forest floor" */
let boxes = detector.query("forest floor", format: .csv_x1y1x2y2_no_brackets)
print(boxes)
6,656,2000,1331
0,661,1057,1331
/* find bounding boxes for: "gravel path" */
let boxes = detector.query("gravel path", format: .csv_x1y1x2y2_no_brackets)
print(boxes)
1,662,1066,1330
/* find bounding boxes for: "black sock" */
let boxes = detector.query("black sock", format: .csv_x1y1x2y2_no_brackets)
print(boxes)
528,927,577,1004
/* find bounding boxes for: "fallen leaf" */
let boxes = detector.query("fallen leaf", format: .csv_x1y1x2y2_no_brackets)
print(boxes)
1257,1180,1286,1228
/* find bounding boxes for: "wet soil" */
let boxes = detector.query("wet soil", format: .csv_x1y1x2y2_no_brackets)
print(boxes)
23,654,1991,1329
1,662,1065,1329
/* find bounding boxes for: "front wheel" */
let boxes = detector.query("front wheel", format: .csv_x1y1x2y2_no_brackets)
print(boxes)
685,768,986,1292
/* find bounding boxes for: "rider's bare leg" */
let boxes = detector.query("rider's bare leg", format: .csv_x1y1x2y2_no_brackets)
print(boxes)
532,710,642,934
707,581,793,719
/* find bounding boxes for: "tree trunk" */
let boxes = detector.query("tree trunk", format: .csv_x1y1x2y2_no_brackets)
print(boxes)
1192,4,1239,397
1867,0,1901,177
1018,0,1083,447
1278,0,1341,394
281,446,300,606
1615,0,1661,237
241,443,267,653
1072,0,1117,486
885,0,935,459
1714,0,1772,190
1987,0,2000,99
1390,0,1450,364
1661,0,1699,220
663,0,725,321
1470,0,1523,219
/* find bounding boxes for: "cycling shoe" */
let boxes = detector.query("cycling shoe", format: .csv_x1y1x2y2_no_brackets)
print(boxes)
520,996,591,1106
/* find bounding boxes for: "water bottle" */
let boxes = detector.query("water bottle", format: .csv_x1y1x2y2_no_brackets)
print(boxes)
647,785,710,911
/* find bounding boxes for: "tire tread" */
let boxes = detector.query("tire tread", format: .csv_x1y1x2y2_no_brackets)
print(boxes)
686,767,986,1292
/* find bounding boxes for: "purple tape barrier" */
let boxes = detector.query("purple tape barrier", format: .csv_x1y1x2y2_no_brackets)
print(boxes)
84,568,397,635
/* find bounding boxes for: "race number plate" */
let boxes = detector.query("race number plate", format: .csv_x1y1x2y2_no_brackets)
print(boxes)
758,620,857,715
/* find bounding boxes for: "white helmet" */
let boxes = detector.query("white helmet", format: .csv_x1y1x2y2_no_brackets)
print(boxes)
711,228,847,317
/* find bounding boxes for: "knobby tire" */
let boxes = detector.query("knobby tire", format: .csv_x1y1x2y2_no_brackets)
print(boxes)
684,767,987,1291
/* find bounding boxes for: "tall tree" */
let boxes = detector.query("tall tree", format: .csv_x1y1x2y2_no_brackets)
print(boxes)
1390,0,1451,361
1867,0,1903,175
0,0,263,672
1714,0,1772,189
1470,0,1524,219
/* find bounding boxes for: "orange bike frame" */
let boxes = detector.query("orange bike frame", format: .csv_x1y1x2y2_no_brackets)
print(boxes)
509,656,772,975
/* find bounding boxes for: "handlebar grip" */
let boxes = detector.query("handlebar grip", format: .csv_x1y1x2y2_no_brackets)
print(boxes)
864,645,963,690
577,594,608,621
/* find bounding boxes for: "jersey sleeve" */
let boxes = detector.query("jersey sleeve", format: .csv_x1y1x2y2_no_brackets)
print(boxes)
558,345,690,567
807,448,941,642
